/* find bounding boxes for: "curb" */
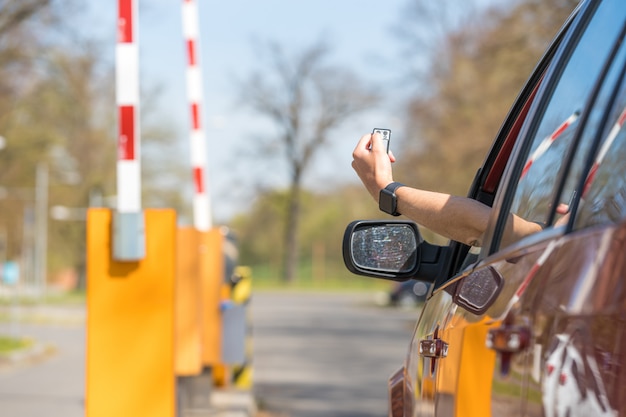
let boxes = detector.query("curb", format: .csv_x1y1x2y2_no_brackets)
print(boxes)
0,342,55,369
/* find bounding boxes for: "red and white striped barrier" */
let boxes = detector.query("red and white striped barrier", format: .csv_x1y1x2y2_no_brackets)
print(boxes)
520,110,580,179
520,111,580,179
583,106,626,196
116,0,141,213
182,0,212,231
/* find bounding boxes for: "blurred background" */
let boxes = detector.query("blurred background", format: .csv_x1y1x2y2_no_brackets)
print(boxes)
0,0,578,293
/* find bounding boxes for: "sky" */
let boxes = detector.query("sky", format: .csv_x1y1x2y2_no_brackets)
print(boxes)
81,0,417,222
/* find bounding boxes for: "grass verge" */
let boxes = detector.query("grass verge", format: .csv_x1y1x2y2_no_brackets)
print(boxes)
248,263,393,292
0,335,32,355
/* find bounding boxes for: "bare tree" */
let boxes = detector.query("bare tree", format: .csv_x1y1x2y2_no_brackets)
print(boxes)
0,0,50,36
239,40,379,283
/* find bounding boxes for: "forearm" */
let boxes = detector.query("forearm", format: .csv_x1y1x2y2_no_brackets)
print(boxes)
395,187,491,247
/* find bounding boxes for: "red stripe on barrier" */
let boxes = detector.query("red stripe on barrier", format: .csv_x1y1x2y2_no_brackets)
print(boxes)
191,103,201,130
515,263,540,298
550,121,571,141
187,39,197,66
118,105,135,160
193,167,204,193
521,160,532,178
118,0,133,43
618,108,626,127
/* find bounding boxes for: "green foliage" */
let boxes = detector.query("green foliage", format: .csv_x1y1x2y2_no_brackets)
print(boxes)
229,184,384,285
0,336,32,354
243,257,392,292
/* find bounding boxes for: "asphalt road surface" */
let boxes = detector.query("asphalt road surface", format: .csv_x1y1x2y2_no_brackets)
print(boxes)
0,292,419,417
0,305,85,417
252,292,418,417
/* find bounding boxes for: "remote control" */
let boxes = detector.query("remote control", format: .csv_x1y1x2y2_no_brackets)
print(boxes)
372,128,391,152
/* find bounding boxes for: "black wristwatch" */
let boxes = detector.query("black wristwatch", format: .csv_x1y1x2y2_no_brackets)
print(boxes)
379,182,404,216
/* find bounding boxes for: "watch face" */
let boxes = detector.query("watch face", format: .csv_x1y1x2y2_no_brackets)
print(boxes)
380,189,396,215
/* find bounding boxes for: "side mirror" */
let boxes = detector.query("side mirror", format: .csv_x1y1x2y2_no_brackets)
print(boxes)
453,266,503,315
342,220,449,282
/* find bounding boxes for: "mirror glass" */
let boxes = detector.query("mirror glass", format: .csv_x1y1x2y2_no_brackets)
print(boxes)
455,267,502,313
351,224,418,273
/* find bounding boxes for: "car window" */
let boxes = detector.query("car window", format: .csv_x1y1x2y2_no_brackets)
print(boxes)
573,52,626,229
493,0,626,251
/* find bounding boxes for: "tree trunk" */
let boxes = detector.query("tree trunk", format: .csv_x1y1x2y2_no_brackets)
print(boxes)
283,169,301,283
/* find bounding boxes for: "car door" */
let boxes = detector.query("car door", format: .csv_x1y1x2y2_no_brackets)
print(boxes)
402,1,626,416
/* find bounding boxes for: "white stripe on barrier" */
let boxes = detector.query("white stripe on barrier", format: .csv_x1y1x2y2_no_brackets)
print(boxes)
116,44,139,105
117,160,141,213
191,131,207,166
193,193,211,231
186,67,203,102
182,1,200,38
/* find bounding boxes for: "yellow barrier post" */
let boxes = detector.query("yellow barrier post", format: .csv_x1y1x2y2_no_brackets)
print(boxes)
86,208,177,417
176,227,215,412
175,227,203,376
198,228,226,386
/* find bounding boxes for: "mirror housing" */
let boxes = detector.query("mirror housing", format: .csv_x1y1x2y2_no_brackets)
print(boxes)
342,220,449,283
453,266,503,315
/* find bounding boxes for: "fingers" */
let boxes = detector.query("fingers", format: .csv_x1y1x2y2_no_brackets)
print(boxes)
352,132,389,158
370,132,386,153
352,132,396,199
353,133,373,158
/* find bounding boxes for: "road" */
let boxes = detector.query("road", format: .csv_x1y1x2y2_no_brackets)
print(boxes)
0,292,419,417
0,305,85,417
252,292,418,417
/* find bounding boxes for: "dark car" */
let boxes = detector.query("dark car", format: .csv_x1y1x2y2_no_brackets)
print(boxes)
389,280,430,309
343,1,626,416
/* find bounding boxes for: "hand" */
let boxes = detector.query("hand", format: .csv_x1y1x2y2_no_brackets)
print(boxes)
351,132,396,201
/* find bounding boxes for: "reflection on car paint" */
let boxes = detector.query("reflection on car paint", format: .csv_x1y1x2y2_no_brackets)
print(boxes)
542,332,616,417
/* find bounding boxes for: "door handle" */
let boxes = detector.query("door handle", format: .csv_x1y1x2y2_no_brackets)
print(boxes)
419,338,449,359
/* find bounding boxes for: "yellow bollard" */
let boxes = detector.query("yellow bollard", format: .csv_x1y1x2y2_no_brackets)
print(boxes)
231,266,253,389
85,208,177,417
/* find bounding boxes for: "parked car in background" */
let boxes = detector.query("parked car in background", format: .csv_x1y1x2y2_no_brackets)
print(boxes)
343,0,626,416
389,280,429,309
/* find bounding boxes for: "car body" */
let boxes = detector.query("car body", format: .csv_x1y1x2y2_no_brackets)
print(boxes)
343,0,626,416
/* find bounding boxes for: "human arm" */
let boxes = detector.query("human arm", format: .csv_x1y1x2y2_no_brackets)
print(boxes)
351,132,540,247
